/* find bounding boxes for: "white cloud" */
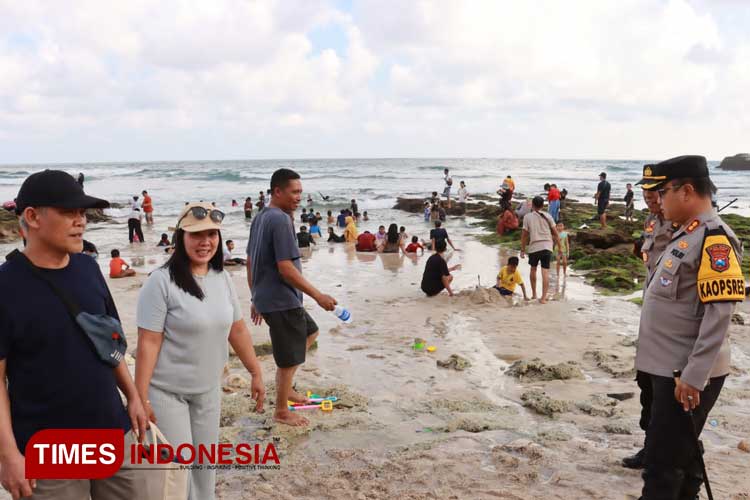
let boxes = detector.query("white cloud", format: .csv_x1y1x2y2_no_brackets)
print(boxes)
0,0,748,161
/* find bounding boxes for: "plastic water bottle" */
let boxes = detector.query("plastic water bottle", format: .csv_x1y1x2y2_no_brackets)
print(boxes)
333,306,352,323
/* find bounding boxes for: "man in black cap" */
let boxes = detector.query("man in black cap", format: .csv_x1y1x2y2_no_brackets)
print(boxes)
0,170,149,499
634,156,745,499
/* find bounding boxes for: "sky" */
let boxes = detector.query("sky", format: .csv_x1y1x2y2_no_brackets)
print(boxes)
1,0,749,163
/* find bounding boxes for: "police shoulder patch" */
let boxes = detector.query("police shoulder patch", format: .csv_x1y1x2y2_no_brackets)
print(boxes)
697,230,745,303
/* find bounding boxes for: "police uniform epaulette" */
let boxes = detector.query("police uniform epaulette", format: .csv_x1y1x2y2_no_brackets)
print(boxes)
697,224,745,303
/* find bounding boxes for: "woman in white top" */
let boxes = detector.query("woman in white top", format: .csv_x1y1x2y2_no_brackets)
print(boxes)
457,181,469,206
135,202,265,500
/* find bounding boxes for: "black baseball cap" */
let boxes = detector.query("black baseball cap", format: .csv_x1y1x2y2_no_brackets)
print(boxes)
15,170,109,215
636,155,709,190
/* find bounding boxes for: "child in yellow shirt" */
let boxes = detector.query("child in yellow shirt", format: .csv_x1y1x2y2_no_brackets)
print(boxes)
494,256,528,300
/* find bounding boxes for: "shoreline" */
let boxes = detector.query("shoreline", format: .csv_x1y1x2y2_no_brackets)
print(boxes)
103,215,750,499
0,195,748,499
394,195,750,294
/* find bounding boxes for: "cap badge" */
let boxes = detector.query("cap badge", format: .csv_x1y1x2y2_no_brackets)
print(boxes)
644,166,653,177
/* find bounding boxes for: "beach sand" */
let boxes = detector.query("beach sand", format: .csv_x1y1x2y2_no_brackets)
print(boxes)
5,216,750,499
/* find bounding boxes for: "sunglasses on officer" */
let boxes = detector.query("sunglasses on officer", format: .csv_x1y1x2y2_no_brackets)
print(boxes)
177,206,225,227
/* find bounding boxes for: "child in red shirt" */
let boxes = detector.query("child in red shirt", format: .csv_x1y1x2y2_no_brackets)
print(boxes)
109,249,136,278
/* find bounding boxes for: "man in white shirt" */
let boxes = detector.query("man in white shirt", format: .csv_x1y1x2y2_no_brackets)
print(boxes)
223,240,246,266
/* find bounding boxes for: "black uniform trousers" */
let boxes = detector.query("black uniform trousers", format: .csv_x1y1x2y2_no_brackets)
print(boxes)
128,218,144,243
641,373,725,500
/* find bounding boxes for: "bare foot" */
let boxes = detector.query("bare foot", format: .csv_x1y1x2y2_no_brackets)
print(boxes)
287,390,309,404
539,297,548,304
274,410,309,427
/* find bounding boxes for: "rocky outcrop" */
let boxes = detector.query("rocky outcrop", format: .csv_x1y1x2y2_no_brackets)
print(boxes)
0,209,20,242
718,153,750,171
0,208,113,243
574,229,630,249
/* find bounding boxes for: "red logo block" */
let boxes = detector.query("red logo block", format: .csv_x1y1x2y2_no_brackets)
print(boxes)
25,429,125,479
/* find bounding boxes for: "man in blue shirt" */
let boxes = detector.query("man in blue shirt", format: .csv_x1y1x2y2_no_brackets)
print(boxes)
0,170,148,499
246,169,337,427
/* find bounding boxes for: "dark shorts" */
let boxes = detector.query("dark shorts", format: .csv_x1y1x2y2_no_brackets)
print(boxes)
597,198,609,215
528,250,552,269
262,308,319,368
244,210,252,219
493,286,513,296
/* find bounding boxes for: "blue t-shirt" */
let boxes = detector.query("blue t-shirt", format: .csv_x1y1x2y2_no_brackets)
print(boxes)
0,253,130,454
246,207,304,313
337,214,347,228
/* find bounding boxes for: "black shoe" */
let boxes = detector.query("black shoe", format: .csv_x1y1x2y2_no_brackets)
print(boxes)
622,448,646,469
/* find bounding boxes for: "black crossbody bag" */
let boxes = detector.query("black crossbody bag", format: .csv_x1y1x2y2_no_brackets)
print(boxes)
8,250,127,367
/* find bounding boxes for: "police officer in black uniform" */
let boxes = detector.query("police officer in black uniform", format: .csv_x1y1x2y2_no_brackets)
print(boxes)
635,156,745,499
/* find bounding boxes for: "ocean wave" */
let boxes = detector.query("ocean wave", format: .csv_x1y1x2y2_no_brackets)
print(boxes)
417,165,449,171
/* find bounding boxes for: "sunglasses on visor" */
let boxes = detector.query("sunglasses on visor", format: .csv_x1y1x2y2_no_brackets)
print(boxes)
177,206,225,228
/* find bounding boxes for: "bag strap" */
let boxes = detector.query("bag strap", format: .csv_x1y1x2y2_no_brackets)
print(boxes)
7,250,81,318
534,210,556,233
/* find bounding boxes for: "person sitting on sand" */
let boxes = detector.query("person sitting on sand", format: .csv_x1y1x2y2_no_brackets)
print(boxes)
355,230,377,252
420,239,461,297
496,205,519,235
137,202,265,498
327,227,345,243
380,224,404,254
109,249,136,278
405,236,424,255
494,256,528,300
556,222,570,276
362,211,369,221
343,216,358,242
223,239,247,266
157,233,171,247
296,226,316,248
374,225,386,248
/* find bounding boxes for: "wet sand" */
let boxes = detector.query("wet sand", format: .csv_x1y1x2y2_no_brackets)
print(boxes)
5,214,749,499
105,215,750,500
